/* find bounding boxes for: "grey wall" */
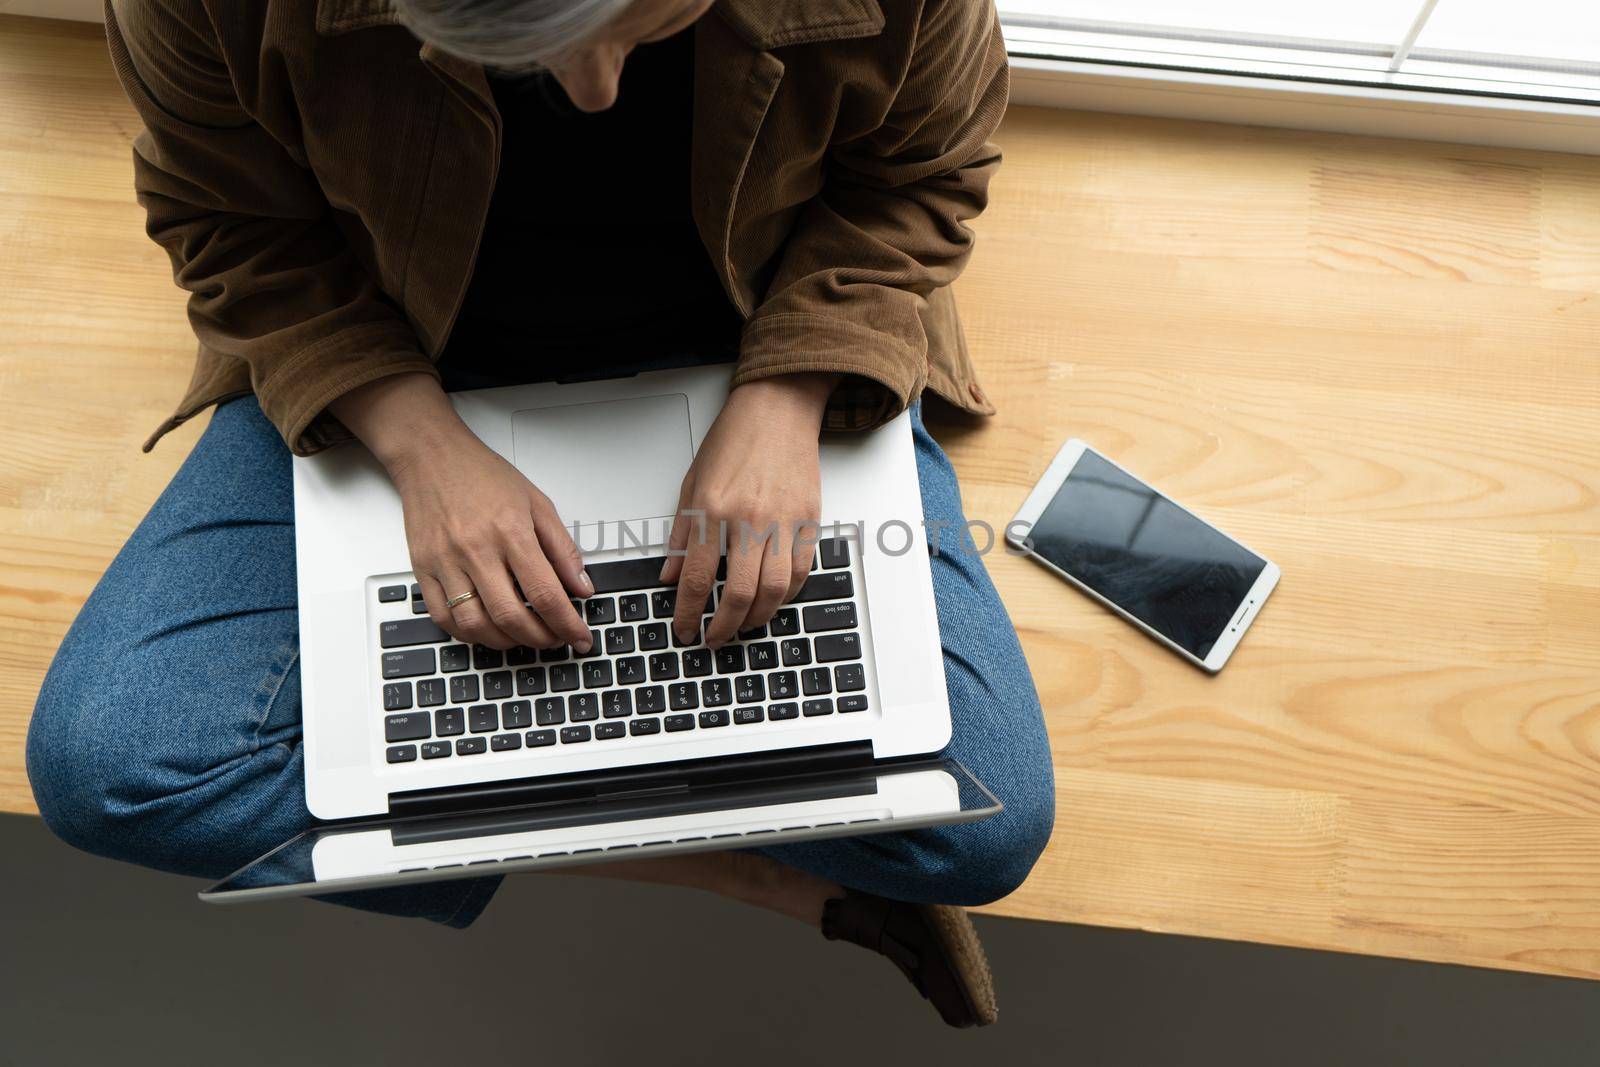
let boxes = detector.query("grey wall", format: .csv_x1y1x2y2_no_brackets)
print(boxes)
2,812,1596,1066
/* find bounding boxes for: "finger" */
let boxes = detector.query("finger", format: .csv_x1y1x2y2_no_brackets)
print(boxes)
510,534,591,651
461,554,544,650
432,564,517,649
658,483,696,585
671,524,720,645
530,494,594,599
706,525,767,648
416,572,462,640
786,519,821,603
742,537,793,632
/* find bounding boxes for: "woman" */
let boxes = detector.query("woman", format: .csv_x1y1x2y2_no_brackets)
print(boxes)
27,0,1053,1028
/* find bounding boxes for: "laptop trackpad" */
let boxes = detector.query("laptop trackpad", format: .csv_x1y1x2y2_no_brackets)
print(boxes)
510,394,693,530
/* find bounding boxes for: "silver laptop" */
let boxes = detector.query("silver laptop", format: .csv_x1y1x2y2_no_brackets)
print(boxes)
201,364,998,902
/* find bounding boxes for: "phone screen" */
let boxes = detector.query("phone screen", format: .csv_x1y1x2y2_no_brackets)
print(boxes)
1024,450,1266,661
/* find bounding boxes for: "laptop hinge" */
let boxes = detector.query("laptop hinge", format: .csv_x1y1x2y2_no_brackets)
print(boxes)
386,740,876,819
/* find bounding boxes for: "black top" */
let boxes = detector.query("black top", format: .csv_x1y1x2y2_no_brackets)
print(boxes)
437,28,743,391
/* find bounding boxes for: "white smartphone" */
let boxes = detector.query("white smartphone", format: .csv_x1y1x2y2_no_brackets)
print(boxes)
1007,439,1279,673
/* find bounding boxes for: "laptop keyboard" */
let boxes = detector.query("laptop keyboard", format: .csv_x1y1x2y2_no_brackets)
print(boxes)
374,537,869,765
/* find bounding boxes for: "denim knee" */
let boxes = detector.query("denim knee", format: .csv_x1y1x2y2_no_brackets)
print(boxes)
26,657,123,859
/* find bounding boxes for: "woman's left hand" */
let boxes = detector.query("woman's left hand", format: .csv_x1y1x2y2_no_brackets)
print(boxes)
661,372,839,648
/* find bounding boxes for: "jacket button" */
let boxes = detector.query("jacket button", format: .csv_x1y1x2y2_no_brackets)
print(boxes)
968,382,988,405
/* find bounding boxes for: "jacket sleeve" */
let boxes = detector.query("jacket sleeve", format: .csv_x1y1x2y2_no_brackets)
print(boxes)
107,0,439,455
731,0,1007,431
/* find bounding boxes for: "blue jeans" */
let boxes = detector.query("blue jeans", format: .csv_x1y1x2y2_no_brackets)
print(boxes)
27,394,1054,927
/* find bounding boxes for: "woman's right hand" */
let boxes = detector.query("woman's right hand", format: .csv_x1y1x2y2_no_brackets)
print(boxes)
330,373,593,652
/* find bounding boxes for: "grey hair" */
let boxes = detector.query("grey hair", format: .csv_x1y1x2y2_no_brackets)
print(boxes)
391,0,636,69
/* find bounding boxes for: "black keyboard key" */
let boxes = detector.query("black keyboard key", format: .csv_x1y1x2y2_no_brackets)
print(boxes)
469,704,498,733
604,626,635,655
802,602,857,633
733,706,764,725
780,639,811,666
585,597,617,625
549,664,580,691
411,599,429,614
448,674,479,704
380,618,448,648
434,707,465,736
671,623,701,649
651,589,677,618
440,644,471,672
638,622,669,650
525,729,557,748
768,671,798,699
635,685,666,714
381,648,436,678
539,645,570,663
602,690,633,718
472,644,504,670
735,674,766,703
620,593,650,622
456,736,487,755
795,572,853,603
378,584,407,603
801,668,832,695
715,646,745,674
819,537,851,569
814,633,862,663
560,725,592,744
382,682,413,711
629,717,661,736
483,670,512,699
416,678,446,707
769,609,800,636
834,664,866,692
575,629,603,659
681,649,713,677
648,652,679,681
585,555,672,594
665,713,695,732
491,732,522,752
802,698,834,717
501,699,533,730
768,702,800,721
668,683,699,710
386,744,417,763
410,582,423,600
701,678,732,707
515,666,547,695
616,656,646,685
595,721,625,740
421,741,451,759
698,709,730,729
568,694,600,721
747,642,779,670
837,695,869,713
737,623,768,640
506,645,538,666
385,712,430,742
582,660,614,689
535,697,566,726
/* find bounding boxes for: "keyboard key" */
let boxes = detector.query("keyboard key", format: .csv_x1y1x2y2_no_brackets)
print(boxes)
595,721,625,740
769,609,800,636
386,744,417,763
448,675,479,704
768,702,800,721
715,646,745,674
472,644,504,670
780,639,811,666
672,623,701,649
602,690,633,718
456,737,487,755
381,648,436,678
385,712,430,742
681,649,713,677
539,645,570,663
585,597,617,625
737,623,767,640
837,695,869,713
379,618,448,648
747,642,779,670
648,653,679,681
801,668,832,695
668,683,699,710
620,593,650,622
434,707,465,736
501,700,533,730
701,679,732,707
535,697,566,726
515,666,547,695
585,555,672,594
410,582,423,600
768,671,798,699
616,656,646,685
604,626,635,655
506,645,539,666
411,599,429,614
575,629,603,658
803,602,857,633
698,709,730,729
416,678,446,707
483,670,512,699
802,698,834,717
733,706,764,725
795,572,853,603
635,685,666,714
378,584,407,603
638,623,669,651
441,644,471,672
818,537,851,569
629,717,661,736
568,694,600,721
421,741,451,759
491,732,522,752
582,660,614,689
560,725,592,744
469,704,498,733
651,589,676,618
734,674,766,703
549,664,579,691
382,682,413,711
665,713,695,732
834,664,866,692
525,729,557,748
814,634,862,663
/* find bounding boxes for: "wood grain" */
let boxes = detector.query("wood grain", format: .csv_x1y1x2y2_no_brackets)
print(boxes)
3,15,1599,979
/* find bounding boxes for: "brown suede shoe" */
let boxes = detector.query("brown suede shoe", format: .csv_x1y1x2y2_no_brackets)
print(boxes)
821,889,998,1028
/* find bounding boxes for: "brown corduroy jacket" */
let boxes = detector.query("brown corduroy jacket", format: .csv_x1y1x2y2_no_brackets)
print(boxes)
107,0,1005,455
